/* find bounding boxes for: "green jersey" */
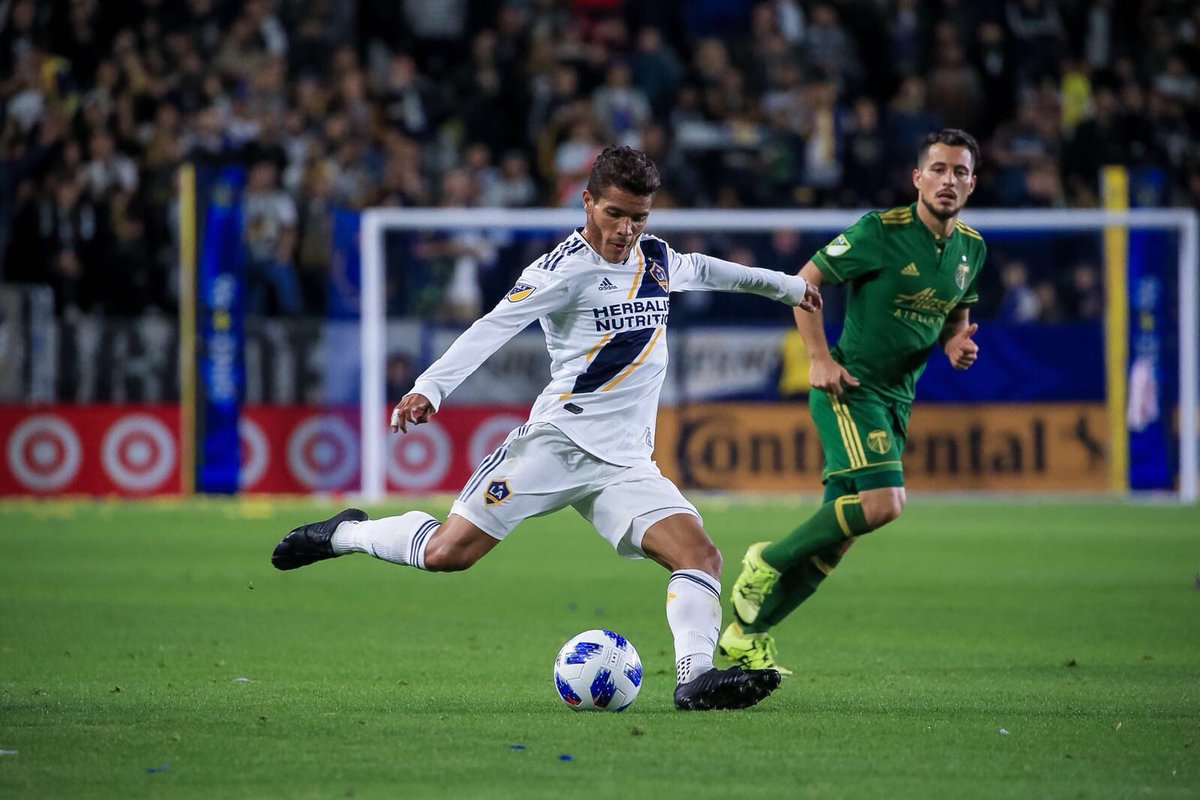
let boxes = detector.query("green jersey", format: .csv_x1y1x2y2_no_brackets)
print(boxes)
811,204,986,403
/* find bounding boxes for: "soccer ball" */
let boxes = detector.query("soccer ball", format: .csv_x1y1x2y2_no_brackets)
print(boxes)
553,629,642,712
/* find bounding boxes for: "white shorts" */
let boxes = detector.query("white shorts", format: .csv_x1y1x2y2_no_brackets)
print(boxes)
449,423,701,558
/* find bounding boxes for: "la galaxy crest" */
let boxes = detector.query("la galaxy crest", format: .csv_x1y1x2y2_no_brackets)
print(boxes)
484,479,512,505
647,260,669,293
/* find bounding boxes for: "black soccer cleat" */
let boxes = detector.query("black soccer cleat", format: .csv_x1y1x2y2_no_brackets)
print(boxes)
673,665,782,711
271,508,368,571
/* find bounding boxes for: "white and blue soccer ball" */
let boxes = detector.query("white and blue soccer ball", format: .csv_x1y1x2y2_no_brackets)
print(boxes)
553,629,642,712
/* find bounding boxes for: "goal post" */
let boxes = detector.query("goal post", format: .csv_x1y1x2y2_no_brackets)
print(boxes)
358,207,1199,503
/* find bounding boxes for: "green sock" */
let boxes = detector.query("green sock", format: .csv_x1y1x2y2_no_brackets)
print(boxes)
753,539,855,630
742,486,870,634
760,495,869,573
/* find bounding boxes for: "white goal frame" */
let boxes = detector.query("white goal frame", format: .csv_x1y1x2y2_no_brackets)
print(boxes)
359,208,1199,503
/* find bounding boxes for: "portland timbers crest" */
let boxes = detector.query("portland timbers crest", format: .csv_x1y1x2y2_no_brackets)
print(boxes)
955,259,970,291
866,429,891,455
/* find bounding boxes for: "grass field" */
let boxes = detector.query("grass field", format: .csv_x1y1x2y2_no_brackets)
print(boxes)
1,497,1198,799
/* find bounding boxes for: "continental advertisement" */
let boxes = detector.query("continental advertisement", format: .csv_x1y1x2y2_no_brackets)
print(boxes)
654,402,1109,492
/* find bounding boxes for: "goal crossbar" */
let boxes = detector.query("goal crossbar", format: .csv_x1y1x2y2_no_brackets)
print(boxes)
359,207,1199,503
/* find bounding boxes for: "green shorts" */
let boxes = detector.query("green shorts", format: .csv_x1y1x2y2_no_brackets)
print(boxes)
809,387,910,491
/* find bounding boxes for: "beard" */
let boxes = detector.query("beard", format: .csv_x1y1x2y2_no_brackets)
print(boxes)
921,194,962,221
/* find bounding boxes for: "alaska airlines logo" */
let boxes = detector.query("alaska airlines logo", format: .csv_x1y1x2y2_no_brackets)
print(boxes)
894,287,958,313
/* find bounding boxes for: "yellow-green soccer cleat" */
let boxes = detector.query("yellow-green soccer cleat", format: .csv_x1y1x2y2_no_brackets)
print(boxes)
730,542,781,625
717,622,794,678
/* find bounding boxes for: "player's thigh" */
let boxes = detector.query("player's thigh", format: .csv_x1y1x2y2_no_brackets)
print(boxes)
639,513,721,575
423,513,502,571
810,388,905,487
450,423,592,541
574,462,702,560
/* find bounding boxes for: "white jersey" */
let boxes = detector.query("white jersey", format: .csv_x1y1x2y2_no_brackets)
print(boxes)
410,229,809,466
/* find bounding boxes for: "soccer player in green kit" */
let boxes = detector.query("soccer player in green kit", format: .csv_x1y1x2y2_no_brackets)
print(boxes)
719,129,986,675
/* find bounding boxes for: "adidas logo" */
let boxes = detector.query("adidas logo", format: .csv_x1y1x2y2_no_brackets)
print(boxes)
901,262,920,276
598,277,619,291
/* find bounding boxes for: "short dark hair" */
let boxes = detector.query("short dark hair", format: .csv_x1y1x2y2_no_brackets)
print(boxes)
586,145,662,197
918,129,980,171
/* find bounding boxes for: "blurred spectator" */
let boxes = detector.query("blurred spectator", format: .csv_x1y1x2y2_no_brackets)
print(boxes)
0,0,1196,329
998,260,1040,323
841,97,888,207
1006,0,1065,88
1033,280,1062,323
1062,262,1103,320
243,160,301,315
631,27,682,111
386,351,416,399
592,61,651,148
480,150,538,208
803,3,862,93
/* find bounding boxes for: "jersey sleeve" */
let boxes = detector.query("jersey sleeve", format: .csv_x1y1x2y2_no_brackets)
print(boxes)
668,245,809,305
811,213,883,284
956,240,987,308
409,266,570,409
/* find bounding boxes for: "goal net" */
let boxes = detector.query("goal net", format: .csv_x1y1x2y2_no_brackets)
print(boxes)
355,207,1197,504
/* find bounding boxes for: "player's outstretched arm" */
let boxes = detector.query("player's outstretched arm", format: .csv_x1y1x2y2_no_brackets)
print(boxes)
390,393,434,433
794,261,858,396
677,251,819,310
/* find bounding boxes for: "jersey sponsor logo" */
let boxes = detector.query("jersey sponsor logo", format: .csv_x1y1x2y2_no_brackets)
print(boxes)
591,297,669,332
956,258,970,290
598,277,619,291
866,429,892,455
506,282,537,302
895,287,958,313
484,478,512,505
825,234,851,257
901,262,920,276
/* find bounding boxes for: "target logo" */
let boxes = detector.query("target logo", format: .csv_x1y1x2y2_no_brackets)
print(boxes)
6,414,83,492
468,415,525,466
388,421,451,491
287,415,359,490
101,414,177,492
238,418,269,490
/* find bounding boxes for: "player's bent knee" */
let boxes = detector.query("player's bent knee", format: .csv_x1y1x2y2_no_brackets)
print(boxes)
861,489,905,530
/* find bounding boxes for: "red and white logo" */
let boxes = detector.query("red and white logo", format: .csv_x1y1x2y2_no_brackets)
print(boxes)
388,420,451,491
287,415,358,490
6,414,82,492
239,418,269,490
101,414,177,492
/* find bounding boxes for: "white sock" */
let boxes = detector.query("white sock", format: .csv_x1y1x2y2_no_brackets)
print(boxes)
330,511,439,569
666,569,720,685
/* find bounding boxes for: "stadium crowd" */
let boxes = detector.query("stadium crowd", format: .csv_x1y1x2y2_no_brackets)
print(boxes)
0,0,1197,322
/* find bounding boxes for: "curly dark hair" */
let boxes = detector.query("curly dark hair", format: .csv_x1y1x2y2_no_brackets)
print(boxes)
586,145,662,198
918,129,980,171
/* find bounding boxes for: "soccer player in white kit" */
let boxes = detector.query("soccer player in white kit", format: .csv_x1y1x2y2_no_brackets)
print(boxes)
273,146,822,710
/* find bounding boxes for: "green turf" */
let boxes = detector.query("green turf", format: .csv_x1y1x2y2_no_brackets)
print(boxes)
1,497,1197,799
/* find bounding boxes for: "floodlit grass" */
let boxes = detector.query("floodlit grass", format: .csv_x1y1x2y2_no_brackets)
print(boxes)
1,497,1197,799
